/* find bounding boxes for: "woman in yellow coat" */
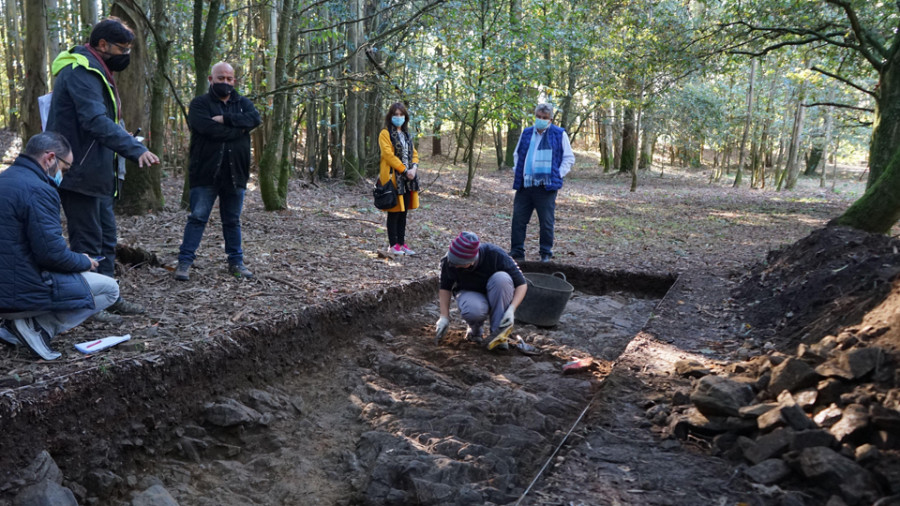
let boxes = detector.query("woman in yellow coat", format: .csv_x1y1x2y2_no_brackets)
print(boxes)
379,102,419,255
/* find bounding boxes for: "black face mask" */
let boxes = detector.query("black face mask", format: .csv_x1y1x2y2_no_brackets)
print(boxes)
211,82,234,98
104,53,130,72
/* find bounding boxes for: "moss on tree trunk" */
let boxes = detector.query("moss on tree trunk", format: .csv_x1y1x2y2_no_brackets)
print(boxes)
833,146,900,233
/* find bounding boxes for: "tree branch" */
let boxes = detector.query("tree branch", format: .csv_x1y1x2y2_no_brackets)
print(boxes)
724,20,883,69
825,0,889,60
810,66,876,97
803,101,874,112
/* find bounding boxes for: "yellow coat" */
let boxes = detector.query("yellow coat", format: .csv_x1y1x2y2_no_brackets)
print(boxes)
379,128,419,213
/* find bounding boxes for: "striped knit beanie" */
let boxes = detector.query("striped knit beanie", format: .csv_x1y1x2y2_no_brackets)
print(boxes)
448,231,480,265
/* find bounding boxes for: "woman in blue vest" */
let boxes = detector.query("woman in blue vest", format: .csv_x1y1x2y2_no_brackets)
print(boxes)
509,103,575,262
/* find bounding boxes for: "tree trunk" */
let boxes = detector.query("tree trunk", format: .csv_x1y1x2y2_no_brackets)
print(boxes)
866,51,900,188
503,118,519,168
4,0,20,131
113,0,160,215
820,103,834,188
141,0,168,212
832,146,900,232
21,0,47,141
630,82,644,192
80,0,98,34
192,0,221,97
733,59,756,188
620,106,636,173
806,145,823,176
639,123,654,170
305,93,318,181
492,121,503,169
601,109,613,173
46,0,59,80
259,0,294,210
782,87,806,190
343,0,363,181
559,51,577,132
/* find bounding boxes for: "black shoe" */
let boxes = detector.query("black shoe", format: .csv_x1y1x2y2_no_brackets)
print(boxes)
174,261,191,281
465,325,483,344
92,310,124,324
109,298,145,315
540,254,552,263
228,263,254,279
509,253,525,263
8,318,60,360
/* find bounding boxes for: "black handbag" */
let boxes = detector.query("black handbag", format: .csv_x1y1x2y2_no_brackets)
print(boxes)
373,167,398,210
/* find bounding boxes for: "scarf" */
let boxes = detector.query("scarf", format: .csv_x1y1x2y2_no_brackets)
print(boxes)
389,128,418,194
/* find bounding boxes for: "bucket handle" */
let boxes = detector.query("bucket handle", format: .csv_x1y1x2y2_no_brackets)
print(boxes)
552,272,567,282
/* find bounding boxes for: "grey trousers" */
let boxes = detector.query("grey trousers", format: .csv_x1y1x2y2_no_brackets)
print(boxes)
0,272,119,345
456,271,514,336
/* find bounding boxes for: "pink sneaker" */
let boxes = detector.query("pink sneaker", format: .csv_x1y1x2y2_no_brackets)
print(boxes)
400,244,416,255
391,244,406,255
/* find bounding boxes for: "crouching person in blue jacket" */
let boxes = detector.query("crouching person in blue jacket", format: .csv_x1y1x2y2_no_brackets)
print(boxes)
0,133,119,360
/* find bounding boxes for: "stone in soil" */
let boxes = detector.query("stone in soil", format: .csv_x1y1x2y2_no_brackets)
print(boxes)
690,375,755,417
12,479,77,506
744,458,792,485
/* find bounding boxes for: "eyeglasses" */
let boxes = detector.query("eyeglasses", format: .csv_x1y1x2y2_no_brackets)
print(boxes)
48,152,72,171
110,42,131,55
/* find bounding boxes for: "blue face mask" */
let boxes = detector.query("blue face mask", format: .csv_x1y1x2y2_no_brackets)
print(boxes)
392,116,405,127
52,161,63,186
534,118,550,130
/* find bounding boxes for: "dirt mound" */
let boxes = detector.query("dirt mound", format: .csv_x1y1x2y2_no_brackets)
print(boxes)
659,225,900,504
733,226,900,351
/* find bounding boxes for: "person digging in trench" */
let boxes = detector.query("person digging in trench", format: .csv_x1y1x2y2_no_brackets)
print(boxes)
434,232,527,351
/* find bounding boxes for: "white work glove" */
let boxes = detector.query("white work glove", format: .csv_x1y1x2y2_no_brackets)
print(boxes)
435,316,450,344
499,306,516,328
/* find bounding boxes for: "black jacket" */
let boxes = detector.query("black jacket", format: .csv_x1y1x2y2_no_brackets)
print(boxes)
47,45,148,198
188,89,261,189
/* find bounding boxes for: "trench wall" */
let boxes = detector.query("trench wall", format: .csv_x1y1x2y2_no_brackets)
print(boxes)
0,266,674,484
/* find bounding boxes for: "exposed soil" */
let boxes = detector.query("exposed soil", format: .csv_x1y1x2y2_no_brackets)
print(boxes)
4,140,899,505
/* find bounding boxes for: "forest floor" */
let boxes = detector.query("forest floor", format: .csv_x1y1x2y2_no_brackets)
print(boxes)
2,140,899,505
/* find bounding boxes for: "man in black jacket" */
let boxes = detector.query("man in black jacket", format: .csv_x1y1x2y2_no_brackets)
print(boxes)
47,17,159,319
174,61,262,281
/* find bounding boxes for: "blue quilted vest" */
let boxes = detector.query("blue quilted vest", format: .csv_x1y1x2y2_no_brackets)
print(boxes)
513,124,565,191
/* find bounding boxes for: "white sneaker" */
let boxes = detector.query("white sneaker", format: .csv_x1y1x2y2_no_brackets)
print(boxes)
390,244,406,255
12,318,60,360
400,244,416,255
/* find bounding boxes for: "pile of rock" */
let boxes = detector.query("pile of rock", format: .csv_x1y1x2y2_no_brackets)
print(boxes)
652,332,900,505
0,450,178,505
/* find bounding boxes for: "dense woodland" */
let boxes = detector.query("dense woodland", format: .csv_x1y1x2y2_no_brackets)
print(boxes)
1,0,895,229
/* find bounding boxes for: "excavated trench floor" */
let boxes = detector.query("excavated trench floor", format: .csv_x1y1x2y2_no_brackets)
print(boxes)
0,266,672,505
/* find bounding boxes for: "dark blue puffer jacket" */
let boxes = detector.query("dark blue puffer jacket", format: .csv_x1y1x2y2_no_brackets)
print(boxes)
0,155,94,313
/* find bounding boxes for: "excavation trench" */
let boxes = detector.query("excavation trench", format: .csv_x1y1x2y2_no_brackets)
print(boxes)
0,266,673,505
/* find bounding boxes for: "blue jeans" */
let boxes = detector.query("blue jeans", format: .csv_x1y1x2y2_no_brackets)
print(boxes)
60,190,118,278
510,186,557,259
455,272,514,336
178,186,246,265
0,272,119,344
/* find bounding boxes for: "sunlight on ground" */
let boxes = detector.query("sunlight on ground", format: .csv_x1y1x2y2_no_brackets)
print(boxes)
623,332,720,376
